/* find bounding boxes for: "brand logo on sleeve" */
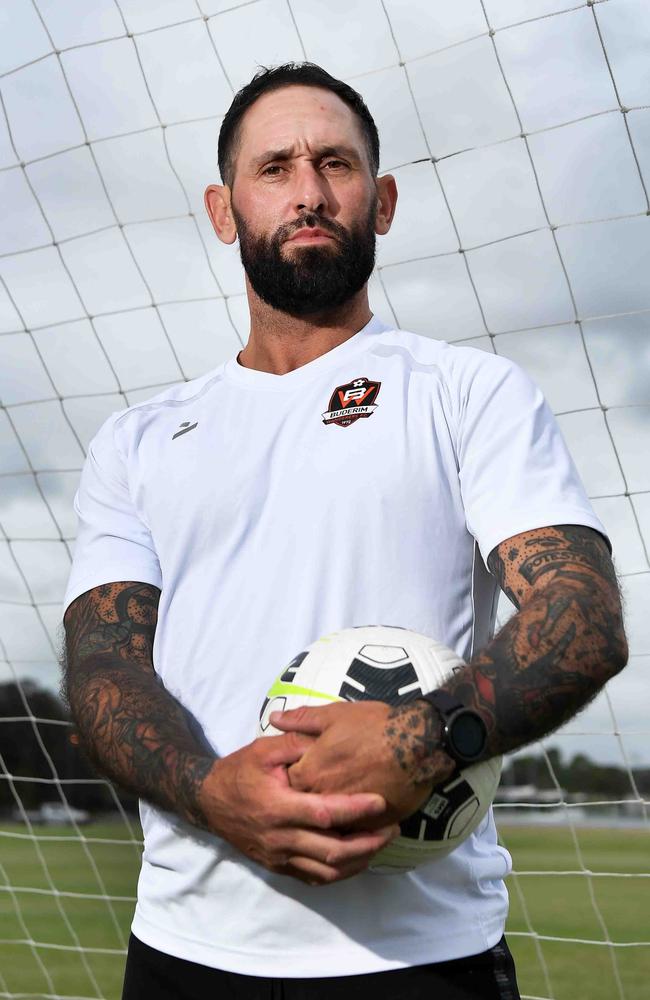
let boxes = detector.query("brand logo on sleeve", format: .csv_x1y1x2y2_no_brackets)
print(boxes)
322,377,381,427
172,421,198,440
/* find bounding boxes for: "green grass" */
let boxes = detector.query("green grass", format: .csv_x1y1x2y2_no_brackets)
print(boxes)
499,824,649,1000
0,820,141,999
0,820,647,999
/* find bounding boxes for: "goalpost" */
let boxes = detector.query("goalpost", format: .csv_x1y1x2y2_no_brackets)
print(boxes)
1,1,649,998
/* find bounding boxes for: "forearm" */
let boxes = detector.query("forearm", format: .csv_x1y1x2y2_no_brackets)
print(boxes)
386,526,628,786
66,654,215,826
62,582,215,827
62,587,397,889
443,575,628,757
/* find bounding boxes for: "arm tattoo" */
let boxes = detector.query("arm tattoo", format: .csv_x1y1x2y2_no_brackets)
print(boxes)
63,583,215,827
383,702,454,787
441,525,629,757
379,526,627,784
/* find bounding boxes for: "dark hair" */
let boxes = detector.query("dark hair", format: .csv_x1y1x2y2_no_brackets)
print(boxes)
217,62,380,187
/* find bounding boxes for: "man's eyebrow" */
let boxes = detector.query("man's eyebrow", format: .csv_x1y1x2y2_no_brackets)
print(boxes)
251,147,293,168
317,145,361,162
250,145,362,168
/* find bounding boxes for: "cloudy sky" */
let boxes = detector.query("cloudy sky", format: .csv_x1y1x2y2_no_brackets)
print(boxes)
0,0,649,770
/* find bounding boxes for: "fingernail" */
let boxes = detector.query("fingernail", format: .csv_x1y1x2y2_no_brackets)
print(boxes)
269,711,281,723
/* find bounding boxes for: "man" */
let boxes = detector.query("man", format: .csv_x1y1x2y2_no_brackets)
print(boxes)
62,63,627,999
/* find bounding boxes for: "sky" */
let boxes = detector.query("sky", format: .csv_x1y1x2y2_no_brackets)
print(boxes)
0,0,649,769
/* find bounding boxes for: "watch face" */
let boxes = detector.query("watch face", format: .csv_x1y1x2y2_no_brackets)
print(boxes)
450,711,486,760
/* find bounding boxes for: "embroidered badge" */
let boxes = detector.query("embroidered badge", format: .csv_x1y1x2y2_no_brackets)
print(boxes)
322,377,381,427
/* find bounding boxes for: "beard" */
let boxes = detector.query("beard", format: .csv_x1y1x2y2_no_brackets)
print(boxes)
232,203,377,318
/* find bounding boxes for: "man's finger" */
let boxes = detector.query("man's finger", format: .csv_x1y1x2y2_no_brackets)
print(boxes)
281,788,387,830
289,824,400,868
269,703,334,734
282,856,368,885
257,731,316,767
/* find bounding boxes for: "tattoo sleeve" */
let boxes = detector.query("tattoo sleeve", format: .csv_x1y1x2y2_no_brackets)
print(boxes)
62,582,215,827
441,524,629,757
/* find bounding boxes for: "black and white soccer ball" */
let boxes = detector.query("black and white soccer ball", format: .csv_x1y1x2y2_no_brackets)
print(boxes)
256,625,502,873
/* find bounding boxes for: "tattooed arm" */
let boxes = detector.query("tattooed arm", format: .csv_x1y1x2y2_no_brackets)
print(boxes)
63,581,399,884
440,523,628,757
62,582,215,826
384,522,629,786
380,524,628,780
274,524,628,815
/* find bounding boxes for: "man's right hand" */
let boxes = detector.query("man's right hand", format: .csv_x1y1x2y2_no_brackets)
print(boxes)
199,733,400,886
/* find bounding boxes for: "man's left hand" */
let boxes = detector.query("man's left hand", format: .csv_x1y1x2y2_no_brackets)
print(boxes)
269,700,455,827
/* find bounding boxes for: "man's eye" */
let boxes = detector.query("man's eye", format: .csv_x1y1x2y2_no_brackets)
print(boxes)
262,165,283,176
323,159,346,170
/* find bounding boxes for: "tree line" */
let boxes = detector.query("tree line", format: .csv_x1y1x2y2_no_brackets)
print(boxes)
0,679,136,813
501,746,650,797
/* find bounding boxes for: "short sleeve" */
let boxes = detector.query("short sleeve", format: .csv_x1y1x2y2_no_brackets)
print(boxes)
63,413,162,613
453,349,609,567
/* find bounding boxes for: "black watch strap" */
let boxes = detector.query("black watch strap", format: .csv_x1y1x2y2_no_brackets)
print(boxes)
420,689,466,717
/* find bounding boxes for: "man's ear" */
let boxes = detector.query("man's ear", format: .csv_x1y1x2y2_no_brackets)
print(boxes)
374,174,398,236
204,184,237,244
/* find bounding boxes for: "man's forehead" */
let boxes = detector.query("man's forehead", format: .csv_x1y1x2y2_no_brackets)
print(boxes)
237,85,367,158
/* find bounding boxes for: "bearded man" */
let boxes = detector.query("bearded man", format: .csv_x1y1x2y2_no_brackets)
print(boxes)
63,62,627,1000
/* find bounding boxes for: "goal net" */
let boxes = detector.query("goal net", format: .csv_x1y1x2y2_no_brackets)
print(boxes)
0,1,648,998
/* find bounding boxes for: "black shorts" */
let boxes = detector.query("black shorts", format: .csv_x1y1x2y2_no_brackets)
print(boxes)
122,932,521,1000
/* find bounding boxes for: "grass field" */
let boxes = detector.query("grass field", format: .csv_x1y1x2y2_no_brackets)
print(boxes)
0,820,647,999
499,824,649,1000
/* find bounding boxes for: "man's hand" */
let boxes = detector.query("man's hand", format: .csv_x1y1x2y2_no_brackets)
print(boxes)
270,700,455,827
200,732,400,886
272,525,628,809
63,582,398,886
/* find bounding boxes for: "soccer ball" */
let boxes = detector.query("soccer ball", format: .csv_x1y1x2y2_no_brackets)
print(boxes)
256,625,502,873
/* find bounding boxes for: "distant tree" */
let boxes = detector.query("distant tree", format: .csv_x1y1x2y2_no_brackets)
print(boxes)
0,680,136,813
634,768,650,794
564,754,633,796
499,746,646,798
501,752,557,789
0,680,65,810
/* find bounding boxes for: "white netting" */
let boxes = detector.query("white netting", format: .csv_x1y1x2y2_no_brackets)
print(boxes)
1,1,649,998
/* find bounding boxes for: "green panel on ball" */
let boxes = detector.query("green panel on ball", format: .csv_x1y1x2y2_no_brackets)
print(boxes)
266,678,345,702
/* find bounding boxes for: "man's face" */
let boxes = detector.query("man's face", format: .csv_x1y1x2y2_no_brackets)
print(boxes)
228,85,380,317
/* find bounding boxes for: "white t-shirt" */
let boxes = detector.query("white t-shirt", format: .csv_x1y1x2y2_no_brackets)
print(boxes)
63,316,606,977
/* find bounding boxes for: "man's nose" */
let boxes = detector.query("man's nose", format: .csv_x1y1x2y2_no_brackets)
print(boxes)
293,163,329,215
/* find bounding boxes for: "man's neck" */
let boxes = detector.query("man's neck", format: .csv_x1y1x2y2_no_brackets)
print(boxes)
237,286,373,376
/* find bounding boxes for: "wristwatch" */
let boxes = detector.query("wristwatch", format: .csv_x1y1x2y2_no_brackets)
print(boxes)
418,689,487,767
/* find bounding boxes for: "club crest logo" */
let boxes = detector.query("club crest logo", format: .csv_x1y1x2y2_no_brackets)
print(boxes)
322,376,381,427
